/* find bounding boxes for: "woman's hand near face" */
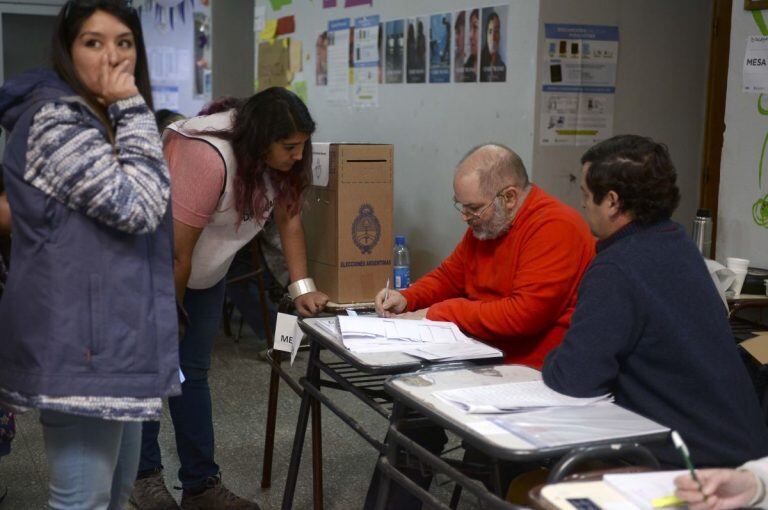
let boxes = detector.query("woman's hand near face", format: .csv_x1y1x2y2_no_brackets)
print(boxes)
293,291,329,317
98,55,139,105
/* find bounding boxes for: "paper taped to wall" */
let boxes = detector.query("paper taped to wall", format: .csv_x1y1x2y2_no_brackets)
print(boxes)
312,143,331,186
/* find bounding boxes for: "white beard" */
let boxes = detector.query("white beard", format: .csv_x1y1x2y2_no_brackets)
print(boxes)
470,201,512,240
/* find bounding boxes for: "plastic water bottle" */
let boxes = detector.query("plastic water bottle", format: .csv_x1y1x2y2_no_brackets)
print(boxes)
393,235,410,290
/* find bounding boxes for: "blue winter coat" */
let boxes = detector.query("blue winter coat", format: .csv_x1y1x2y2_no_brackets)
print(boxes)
0,68,180,399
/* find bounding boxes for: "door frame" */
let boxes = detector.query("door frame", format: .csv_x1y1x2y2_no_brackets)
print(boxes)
699,0,733,256
0,2,62,84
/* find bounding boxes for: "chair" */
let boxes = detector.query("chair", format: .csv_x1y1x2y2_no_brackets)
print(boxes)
221,239,276,345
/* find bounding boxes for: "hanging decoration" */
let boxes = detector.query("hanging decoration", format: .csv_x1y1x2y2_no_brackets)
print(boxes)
137,0,195,32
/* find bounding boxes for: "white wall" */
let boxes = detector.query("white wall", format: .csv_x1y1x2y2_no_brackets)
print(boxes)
212,0,254,99
244,1,713,274
533,0,712,230
718,4,768,266
258,0,540,277
141,1,210,117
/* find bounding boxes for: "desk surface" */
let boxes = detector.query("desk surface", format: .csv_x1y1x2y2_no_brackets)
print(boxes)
386,365,670,462
300,317,425,374
300,317,503,375
728,293,768,303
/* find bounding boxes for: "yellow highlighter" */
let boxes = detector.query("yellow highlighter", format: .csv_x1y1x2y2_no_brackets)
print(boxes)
651,495,685,508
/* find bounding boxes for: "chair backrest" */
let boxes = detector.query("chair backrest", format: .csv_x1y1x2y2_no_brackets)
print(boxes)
547,443,660,483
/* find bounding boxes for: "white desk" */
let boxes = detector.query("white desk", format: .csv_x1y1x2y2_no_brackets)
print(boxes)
279,317,503,510
386,365,670,461
373,365,670,509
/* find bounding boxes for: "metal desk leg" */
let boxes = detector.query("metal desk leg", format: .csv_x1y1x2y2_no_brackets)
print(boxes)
281,339,322,510
311,394,324,509
261,350,283,488
374,402,407,510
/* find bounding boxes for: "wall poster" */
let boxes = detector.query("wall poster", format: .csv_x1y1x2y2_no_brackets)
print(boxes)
540,23,619,146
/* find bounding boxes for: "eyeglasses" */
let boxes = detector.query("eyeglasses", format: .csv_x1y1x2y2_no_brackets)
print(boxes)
453,187,509,219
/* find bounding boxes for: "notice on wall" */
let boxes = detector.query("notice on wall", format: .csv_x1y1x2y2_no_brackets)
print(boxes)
253,5,266,32
352,15,380,107
406,16,428,83
312,143,331,187
327,18,351,106
429,13,451,83
152,84,179,110
744,35,768,93
149,46,182,81
257,39,292,91
453,8,479,83
540,24,619,146
479,6,507,83
383,20,405,83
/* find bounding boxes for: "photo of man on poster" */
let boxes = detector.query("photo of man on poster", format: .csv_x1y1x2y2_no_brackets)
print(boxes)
480,6,507,82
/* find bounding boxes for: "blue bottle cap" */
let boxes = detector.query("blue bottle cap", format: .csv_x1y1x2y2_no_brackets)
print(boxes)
395,235,406,245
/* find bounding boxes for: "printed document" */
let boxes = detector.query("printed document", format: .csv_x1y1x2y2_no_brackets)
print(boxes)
433,380,612,414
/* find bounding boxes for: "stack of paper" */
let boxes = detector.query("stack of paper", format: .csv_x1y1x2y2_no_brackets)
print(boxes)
433,380,613,414
603,471,687,510
490,403,668,447
335,316,502,361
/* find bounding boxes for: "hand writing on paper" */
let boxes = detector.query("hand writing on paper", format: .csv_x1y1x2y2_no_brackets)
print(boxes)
397,308,429,320
375,288,407,317
294,291,329,317
674,469,760,510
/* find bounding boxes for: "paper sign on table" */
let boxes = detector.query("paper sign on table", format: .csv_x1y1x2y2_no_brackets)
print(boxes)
273,312,304,365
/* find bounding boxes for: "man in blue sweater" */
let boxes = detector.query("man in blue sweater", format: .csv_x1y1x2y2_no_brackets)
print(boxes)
542,135,768,468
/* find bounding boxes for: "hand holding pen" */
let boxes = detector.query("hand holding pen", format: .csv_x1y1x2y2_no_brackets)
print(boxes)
374,279,407,317
672,431,706,499
674,467,763,510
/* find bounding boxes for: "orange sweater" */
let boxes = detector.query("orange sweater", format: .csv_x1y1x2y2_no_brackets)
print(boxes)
402,185,595,368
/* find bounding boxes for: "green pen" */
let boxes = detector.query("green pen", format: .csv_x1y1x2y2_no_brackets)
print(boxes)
671,430,708,502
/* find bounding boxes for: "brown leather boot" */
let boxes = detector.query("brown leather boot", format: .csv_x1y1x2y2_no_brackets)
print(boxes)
180,475,260,510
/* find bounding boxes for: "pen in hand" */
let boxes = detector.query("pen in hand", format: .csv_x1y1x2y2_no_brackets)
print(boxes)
383,278,390,309
671,430,707,502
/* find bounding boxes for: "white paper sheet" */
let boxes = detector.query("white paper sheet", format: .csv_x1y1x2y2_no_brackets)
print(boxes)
603,471,687,510
744,35,768,93
273,312,305,365
705,258,735,309
311,143,331,187
491,403,668,447
327,18,351,106
334,316,502,361
433,380,612,414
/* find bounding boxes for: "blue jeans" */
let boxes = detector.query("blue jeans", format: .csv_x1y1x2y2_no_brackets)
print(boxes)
40,410,141,510
139,280,226,490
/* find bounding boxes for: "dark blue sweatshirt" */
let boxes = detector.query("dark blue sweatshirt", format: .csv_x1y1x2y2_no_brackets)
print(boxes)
543,220,768,467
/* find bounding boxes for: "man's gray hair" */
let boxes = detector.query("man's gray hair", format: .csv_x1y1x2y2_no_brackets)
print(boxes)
458,143,529,197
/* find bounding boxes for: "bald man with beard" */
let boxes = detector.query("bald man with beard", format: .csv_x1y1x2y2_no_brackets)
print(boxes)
366,144,595,510
376,143,595,368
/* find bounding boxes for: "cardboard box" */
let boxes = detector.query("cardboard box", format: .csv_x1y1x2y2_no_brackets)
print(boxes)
303,143,393,304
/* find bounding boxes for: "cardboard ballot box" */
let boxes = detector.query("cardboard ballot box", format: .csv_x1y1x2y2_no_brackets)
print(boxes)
303,143,393,304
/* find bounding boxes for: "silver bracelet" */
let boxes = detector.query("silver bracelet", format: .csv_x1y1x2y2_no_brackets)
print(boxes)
288,278,317,300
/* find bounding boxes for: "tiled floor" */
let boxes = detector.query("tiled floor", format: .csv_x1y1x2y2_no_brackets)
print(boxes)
0,321,471,509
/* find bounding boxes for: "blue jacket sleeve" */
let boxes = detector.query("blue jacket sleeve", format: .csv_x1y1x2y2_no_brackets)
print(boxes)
24,95,170,234
542,261,641,398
